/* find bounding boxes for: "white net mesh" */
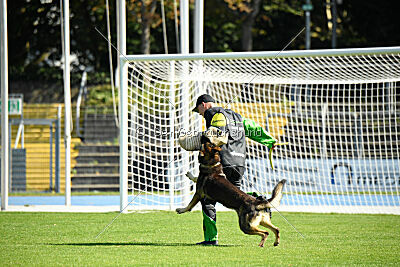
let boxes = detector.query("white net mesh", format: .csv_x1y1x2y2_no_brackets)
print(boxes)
122,48,400,213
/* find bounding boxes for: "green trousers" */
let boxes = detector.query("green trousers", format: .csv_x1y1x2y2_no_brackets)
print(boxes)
202,208,218,241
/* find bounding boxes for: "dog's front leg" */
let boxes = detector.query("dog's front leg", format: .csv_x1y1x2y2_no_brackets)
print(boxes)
176,193,201,214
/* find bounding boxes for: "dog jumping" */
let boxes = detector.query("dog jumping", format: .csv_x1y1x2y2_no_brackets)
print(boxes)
176,137,286,247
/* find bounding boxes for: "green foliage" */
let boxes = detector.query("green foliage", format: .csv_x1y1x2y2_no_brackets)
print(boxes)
7,0,400,92
86,84,118,107
0,211,399,265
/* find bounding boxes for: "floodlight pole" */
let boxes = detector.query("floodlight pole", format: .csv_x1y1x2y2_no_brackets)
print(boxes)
1,0,9,211
180,0,189,54
118,0,127,212
180,0,190,205
194,0,204,158
194,0,203,53
303,0,312,50
62,0,72,206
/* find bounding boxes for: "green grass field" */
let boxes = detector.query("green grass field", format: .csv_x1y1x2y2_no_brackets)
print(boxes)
1,211,399,266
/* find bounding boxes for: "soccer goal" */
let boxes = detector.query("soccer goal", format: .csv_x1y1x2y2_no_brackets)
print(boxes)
120,46,400,214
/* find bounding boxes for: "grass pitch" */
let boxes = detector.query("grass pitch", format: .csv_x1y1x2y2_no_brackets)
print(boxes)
0,210,399,266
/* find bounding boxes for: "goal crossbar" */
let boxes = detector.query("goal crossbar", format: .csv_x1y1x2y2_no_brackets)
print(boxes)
122,46,400,61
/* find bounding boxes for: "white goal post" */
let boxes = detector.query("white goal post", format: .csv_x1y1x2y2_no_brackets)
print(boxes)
120,46,400,214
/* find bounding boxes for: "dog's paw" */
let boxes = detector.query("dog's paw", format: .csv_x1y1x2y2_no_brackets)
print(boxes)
273,241,279,247
176,208,186,214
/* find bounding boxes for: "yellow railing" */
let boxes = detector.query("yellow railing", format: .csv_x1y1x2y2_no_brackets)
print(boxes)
8,104,81,192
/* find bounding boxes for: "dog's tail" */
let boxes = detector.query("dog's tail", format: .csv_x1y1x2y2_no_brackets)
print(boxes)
255,179,286,210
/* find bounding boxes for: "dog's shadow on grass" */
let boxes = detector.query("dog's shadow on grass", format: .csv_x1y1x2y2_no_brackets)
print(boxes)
50,241,238,247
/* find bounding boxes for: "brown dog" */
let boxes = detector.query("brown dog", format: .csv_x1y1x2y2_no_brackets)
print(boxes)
176,139,286,247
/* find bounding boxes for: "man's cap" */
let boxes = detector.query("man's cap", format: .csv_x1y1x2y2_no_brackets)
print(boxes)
192,94,215,112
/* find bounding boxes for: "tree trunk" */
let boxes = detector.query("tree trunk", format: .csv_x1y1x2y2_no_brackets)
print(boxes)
140,0,157,54
241,0,262,51
241,18,253,51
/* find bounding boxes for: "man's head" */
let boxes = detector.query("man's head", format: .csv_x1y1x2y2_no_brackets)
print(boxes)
192,94,215,116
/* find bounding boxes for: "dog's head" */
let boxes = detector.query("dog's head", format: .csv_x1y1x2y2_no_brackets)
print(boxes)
198,126,227,165
199,135,222,165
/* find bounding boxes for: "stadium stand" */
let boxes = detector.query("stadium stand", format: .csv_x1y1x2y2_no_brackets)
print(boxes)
7,104,80,192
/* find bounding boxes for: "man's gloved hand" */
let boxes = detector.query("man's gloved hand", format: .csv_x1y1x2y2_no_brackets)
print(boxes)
269,142,289,170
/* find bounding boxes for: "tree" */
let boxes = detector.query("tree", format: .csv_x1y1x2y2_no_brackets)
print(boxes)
223,0,263,51
255,0,303,50
7,0,400,94
128,0,183,55
132,0,158,54
8,1,63,80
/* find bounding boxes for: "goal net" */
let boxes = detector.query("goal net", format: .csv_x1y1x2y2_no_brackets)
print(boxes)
120,47,400,214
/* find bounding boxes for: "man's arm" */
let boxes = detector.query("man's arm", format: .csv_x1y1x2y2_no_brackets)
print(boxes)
243,117,277,149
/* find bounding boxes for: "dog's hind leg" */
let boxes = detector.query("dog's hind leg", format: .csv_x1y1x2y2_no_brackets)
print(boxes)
256,230,269,248
244,227,270,248
260,214,280,246
239,214,270,247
